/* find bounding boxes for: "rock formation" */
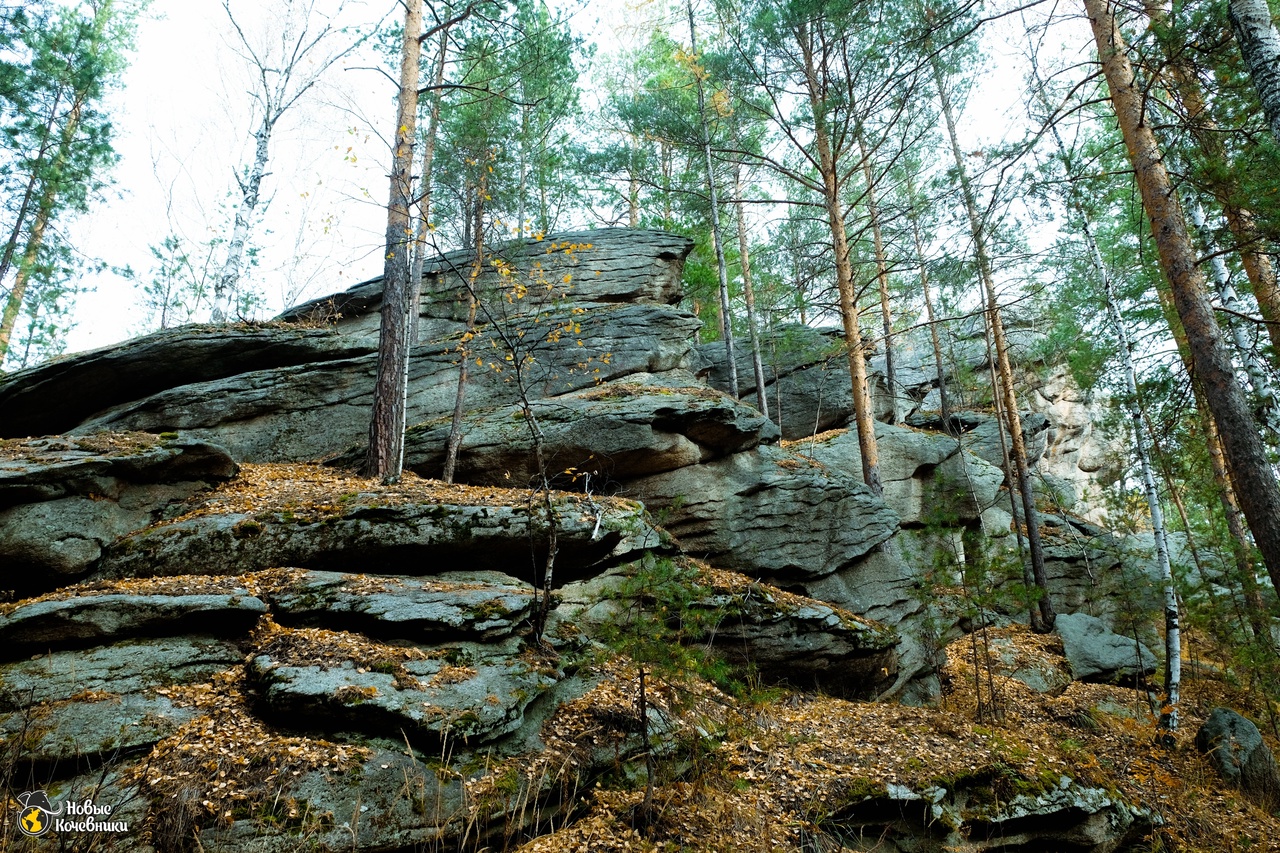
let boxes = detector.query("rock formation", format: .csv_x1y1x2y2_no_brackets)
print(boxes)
0,228,1190,851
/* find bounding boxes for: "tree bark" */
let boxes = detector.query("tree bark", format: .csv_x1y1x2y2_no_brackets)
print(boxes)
364,0,422,483
0,100,83,363
1189,201,1280,434
1155,283,1274,645
797,21,881,494
1085,0,1280,590
1099,246,1182,734
1031,50,1181,724
1229,0,1280,145
1141,0,1280,362
409,27,450,348
734,162,769,418
860,136,898,424
687,0,738,399
932,51,1054,629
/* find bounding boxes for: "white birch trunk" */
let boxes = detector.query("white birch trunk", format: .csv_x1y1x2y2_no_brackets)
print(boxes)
1030,41,1178,690
733,163,769,418
1230,0,1280,145
687,0,738,398
213,119,272,323
1189,201,1280,436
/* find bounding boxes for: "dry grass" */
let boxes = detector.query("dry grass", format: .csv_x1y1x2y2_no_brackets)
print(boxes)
511,625,1280,853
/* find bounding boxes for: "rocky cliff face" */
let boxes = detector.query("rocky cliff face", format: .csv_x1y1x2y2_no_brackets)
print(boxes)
0,228,1175,852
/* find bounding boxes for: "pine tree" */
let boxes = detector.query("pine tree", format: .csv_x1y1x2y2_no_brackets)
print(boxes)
0,0,130,367
365,0,423,483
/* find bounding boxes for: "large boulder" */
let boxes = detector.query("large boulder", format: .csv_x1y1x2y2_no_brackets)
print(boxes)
0,326,375,440
810,774,1152,852
1055,613,1157,685
798,423,1003,526
557,561,899,700
0,229,701,467
70,302,702,463
1195,707,1280,804
393,377,779,486
281,228,692,333
96,473,670,588
0,590,266,654
626,443,898,583
683,567,898,698
0,433,237,594
246,629,557,747
264,569,535,642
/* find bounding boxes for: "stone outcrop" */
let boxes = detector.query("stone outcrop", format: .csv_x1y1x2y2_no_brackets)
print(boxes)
1055,612,1157,684
95,489,667,588
812,775,1154,853
791,422,1004,527
703,316,1120,517
1196,707,1280,804
392,376,779,485
626,444,898,583
0,228,1172,851
0,433,237,595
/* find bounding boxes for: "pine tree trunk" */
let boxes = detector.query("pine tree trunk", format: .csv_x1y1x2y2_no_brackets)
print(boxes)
0,99,83,364
859,137,898,424
365,0,423,483
932,52,1054,629
734,163,769,418
687,1,738,399
1230,0,1280,145
797,22,880,494
1085,0,1280,590
0,206,49,362
0,100,60,292
1142,0,1280,362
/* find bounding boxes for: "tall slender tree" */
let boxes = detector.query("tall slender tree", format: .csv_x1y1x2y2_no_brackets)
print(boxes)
0,0,129,367
211,0,366,323
929,39,1055,631
365,0,423,483
686,0,739,399
1083,0,1280,589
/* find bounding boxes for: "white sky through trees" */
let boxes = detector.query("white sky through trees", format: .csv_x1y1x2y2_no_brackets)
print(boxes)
61,0,1059,357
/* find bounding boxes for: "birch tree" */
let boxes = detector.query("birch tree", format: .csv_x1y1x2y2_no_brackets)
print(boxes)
1229,0,1280,146
1083,0,1280,590
1029,50,1181,730
210,0,366,323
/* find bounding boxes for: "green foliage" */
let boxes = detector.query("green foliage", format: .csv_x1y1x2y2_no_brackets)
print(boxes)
597,556,747,698
0,0,137,367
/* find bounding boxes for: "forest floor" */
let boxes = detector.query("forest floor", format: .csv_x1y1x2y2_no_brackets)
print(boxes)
513,625,1280,853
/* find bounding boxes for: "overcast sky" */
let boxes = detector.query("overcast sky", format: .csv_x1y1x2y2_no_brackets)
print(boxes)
58,0,1071,357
